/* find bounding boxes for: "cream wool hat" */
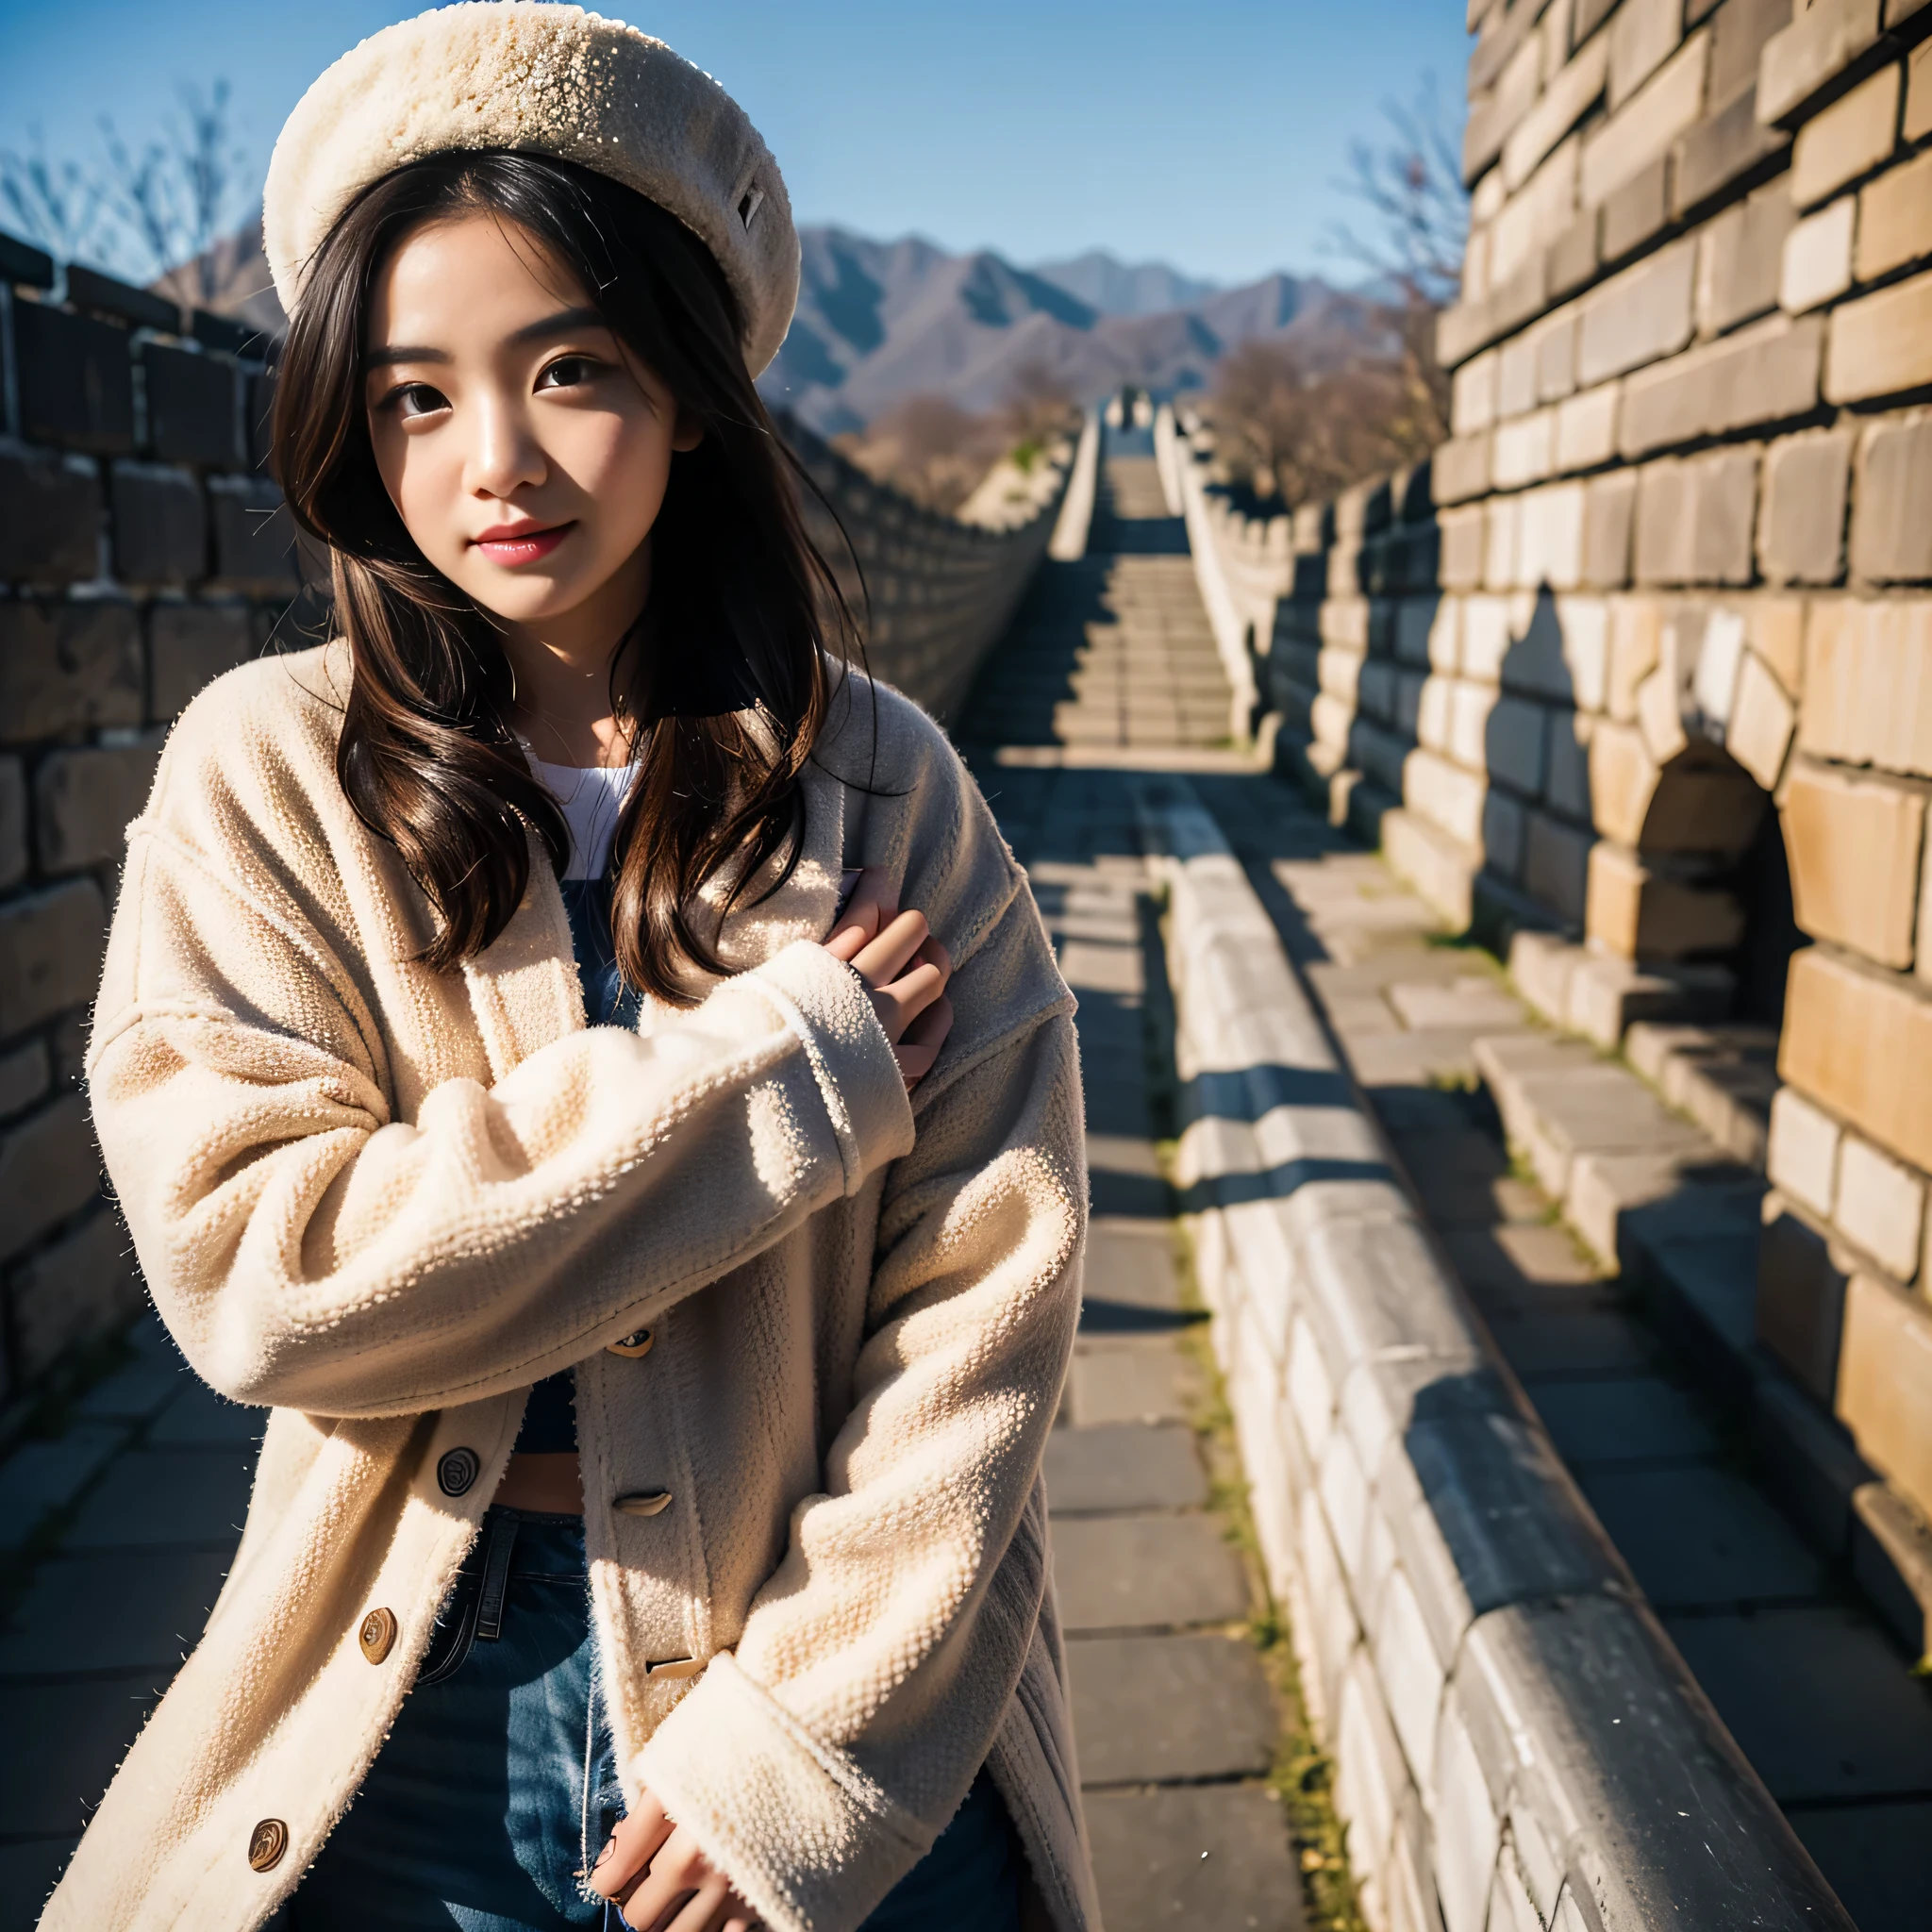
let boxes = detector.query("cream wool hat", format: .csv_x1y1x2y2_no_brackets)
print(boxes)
262,1,799,375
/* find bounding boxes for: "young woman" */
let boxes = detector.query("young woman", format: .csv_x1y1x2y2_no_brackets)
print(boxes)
44,9,1094,1932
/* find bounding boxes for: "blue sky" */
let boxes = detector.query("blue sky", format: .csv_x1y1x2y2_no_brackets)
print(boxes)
0,0,1472,287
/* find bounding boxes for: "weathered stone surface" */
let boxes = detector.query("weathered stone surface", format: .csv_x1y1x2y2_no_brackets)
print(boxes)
1757,427,1850,586
1611,0,1688,111
10,302,135,454
1576,239,1698,386
1790,62,1901,209
1043,1422,1208,1514
1541,1374,1722,1467
1727,650,1797,787
207,474,299,590
1835,1135,1926,1280
1770,1087,1842,1219
1850,411,1932,583
1797,597,1932,774
1633,448,1758,585
1910,31,1932,141
0,599,142,744
1580,472,1637,588
1779,195,1856,312
1696,178,1797,333
1836,1272,1932,1518
1051,1513,1249,1633
140,342,239,468
108,460,206,585
0,1094,101,1268
1083,1788,1304,1932
1757,0,1883,125
1825,267,1932,403
1618,314,1822,458
149,601,252,720
63,1446,258,1550
0,878,107,1037
1523,809,1593,922
1781,945,1932,1173
0,1546,229,1676
0,758,25,893
1586,842,1743,958
1856,143,1932,281
1591,719,1661,844
33,740,160,873
1674,79,1790,213
1782,762,1924,967
1602,157,1671,261
1069,1634,1278,1784
1581,33,1712,209
0,439,101,585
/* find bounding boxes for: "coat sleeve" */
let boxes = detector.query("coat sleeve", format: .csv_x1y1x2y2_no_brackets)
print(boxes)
85,756,912,1420
636,861,1087,1932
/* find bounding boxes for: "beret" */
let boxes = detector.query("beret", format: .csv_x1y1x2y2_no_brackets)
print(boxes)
262,2,798,375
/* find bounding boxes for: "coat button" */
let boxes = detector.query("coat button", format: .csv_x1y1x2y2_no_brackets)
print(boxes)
358,1607,398,1664
437,1447,479,1496
607,1327,654,1358
642,1655,703,1679
247,1818,289,1872
614,1490,674,1517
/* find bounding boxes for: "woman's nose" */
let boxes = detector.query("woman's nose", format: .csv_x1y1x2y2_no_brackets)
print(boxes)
466,395,545,499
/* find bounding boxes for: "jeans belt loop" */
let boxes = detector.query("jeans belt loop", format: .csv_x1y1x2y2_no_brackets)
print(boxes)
475,1509,522,1643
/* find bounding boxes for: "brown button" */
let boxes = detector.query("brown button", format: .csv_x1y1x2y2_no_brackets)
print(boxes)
247,1818,289,1873
642,1655,703,1680
614,1490,674,1517
607,1327,655,1358
437,1447,479,1496
359,1607,398,1664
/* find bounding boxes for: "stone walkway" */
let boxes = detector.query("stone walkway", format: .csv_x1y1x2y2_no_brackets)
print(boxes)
959,442,1307,1930
1181,770,1932,1931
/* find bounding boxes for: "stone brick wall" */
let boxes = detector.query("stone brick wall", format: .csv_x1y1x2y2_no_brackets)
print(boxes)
0,234,1066,1428
0,238,296,1427
1188,0,1932,1574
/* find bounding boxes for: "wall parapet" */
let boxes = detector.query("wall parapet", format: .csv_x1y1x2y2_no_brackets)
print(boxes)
1140,775,1851,1932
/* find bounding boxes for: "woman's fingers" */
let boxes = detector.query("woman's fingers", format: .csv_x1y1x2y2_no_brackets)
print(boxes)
892,992,953,1090
823,867,895,962
848,908,930,991
616,1823,757,1930
588,1795,674,1900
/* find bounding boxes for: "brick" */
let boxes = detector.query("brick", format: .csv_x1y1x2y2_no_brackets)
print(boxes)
1727,648,1797,787
0,599,142,745
1713,0,1803,103
1581,471,1637,587
1911,35,1932,142
1835,1271,1932,1520
0,878,107,1037
33,741,161,874
1612,0,1689,110
1441,506,1487,590
108,461,207,585
65,263,175,333
1608,596,1666,718
141,342,239,468
1516,481,1586,587
0,1094,100,1264
1857,146,1932,283
1757,1195,1852,1398
1547,708,1593,815
1771,1086,1844,1216
1587,841,1743,958
9,301,135,454
1581,32,1712,208
1618,312,1824,458
1576,238,1698,385
1485,497,1521,591
1547,208,1604,298
1798,596,1932,771
1751,596,1806,693
1781,196,1857,312
206,475,298,592
1837,1135,1927,1278
0,758,24,891
1784,762,1924,966
9,1205,136,1382
0,440,101,585
1506,35,1612,191
1781,944,1932,1170
1486,786,1529,873
1757,427,1851,586
1467,31,1549,181
1826,266,1932,401
0,1037,49,1119
1674,80,1791,211
150,602,253,720
1696,179,1797,334
1556,382,1620,470
1524,809,1595,921
1634,448,1758,585
1851,411,1932,583
1757,0,1883,125
1453,351,1501,434
1495,696,1551,792
1589,720,1660,843
1790,62,1902,209
1492,409,1556,488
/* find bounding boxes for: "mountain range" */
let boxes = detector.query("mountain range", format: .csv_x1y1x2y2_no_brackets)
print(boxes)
188,219,1388,436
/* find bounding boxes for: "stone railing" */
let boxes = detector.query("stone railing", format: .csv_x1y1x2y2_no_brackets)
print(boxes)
776,411,1074,723
1139,774,1849,1932
1180,0,1932,1663
0,230,1068,1430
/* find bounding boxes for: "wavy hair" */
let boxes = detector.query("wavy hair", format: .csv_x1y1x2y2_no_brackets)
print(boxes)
273,149,858,1004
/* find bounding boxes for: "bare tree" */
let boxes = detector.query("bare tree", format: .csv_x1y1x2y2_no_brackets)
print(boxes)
0,126,110,263
1324,75,1470,452
999,359,1079,464
101,80,252,305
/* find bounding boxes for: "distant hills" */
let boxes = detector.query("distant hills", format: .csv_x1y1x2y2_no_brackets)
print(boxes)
765,227,1390,435
184,218,1390,436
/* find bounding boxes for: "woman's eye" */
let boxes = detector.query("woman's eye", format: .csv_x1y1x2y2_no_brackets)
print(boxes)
537,356,596,391
391,383,447,419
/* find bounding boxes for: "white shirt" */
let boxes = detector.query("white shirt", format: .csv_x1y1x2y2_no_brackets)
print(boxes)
525,755,632,881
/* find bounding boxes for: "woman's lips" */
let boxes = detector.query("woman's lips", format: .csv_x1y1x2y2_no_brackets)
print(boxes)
473,523,572,564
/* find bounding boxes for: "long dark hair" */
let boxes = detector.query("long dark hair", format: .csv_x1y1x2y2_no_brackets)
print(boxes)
273,149,858,1004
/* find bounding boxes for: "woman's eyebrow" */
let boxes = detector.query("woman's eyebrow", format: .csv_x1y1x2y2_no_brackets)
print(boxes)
364,308,607,371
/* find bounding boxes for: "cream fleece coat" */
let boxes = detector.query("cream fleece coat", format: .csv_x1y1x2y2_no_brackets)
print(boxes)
49,646,1098,1932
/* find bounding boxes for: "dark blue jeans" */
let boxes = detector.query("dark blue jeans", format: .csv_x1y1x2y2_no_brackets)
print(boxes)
292,1508,1021,1932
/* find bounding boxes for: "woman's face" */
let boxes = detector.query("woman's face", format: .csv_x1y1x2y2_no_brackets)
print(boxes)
363,210,699,632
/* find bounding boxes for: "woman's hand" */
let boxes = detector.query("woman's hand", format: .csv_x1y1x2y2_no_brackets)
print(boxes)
589,1791,761,1930
824,868,954,1090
